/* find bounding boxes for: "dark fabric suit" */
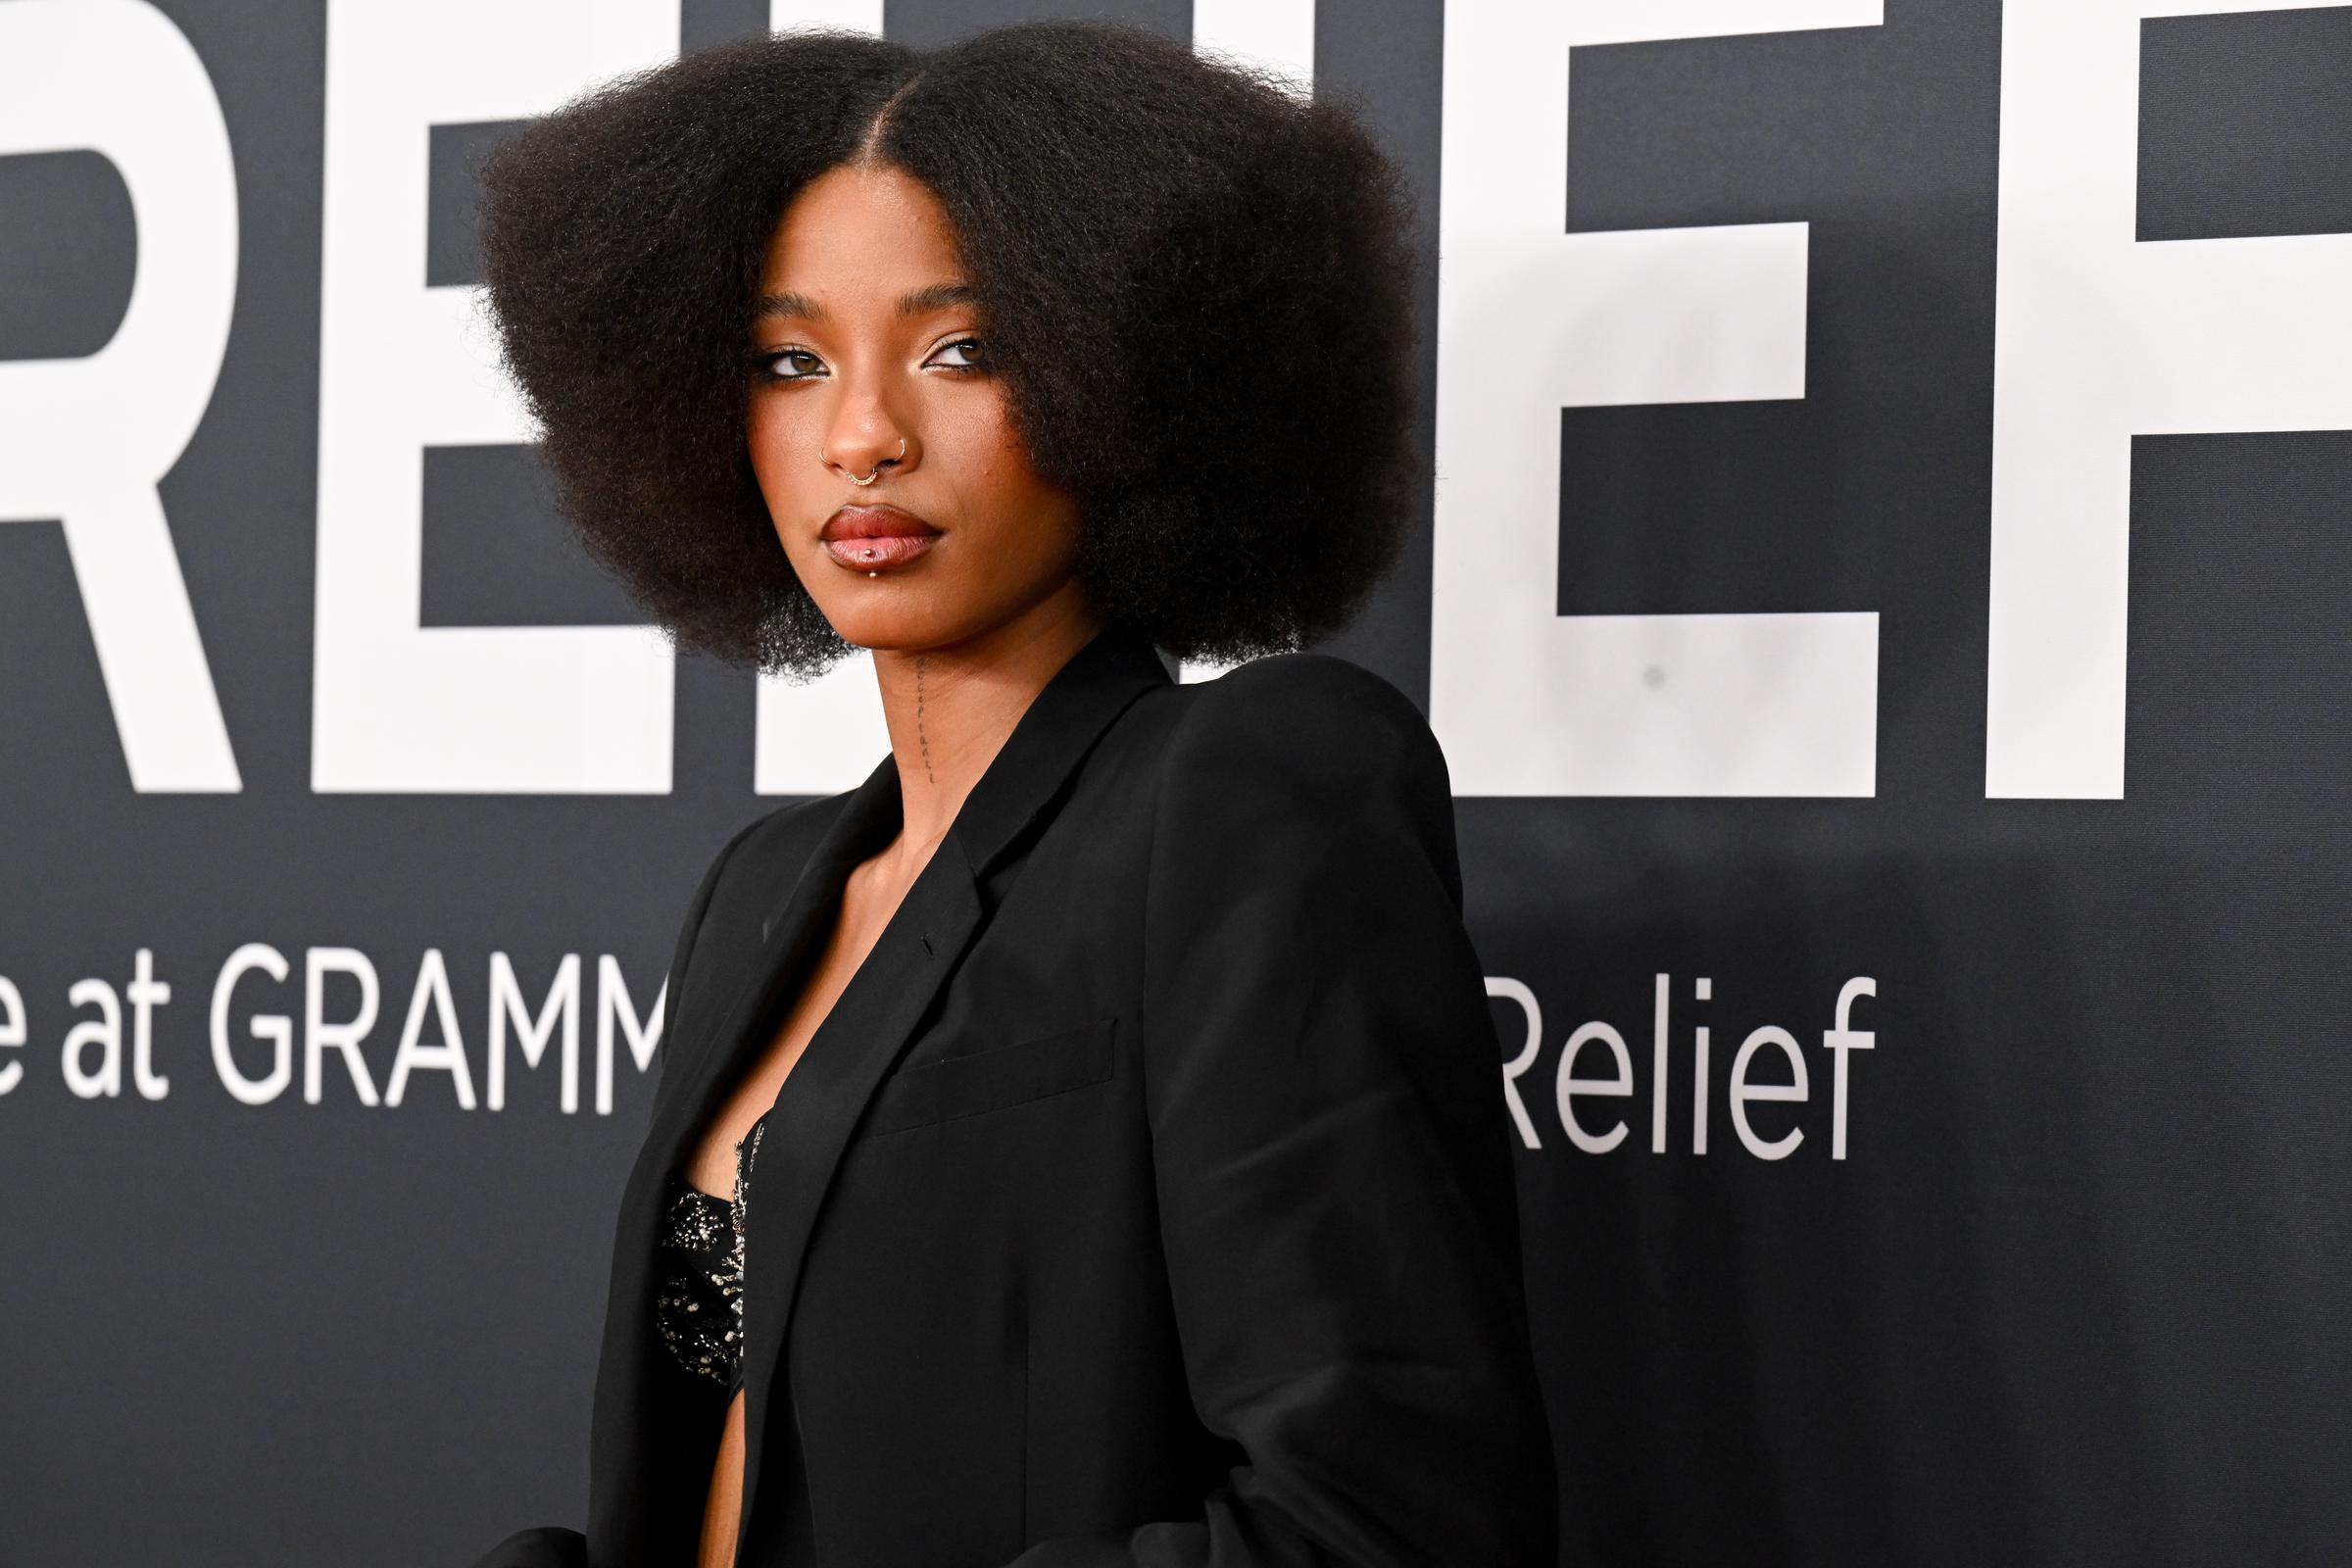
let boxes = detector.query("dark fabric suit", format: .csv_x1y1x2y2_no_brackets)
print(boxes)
469,621,1556,1568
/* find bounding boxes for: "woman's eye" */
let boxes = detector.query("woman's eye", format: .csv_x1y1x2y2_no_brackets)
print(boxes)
754,341,981,379
930,337,986,370
761,348,824,381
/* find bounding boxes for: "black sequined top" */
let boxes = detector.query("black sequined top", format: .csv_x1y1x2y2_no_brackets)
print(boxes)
654,1107,770,1396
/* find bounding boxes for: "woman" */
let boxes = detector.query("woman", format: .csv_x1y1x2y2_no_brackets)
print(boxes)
466,20,1554,1568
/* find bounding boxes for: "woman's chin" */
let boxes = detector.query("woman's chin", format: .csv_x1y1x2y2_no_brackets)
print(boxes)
821,603,966,657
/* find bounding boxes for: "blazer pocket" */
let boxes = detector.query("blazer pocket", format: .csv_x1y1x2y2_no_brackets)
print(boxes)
857,1018,1118,1139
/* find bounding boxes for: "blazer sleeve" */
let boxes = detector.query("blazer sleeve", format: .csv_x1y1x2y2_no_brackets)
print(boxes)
1004,655,1558,1568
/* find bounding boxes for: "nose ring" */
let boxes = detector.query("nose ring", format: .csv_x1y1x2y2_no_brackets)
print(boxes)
829,437,907,487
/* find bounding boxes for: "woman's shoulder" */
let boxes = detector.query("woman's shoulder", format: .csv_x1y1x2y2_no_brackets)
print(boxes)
1132,649,1466,913
1131,650,1457,863
698,789,833,878
1152,649,1447,784
722,786,847,865
674,789,848,938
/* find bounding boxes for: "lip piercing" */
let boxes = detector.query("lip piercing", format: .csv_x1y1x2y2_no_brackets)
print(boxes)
826,438,909,576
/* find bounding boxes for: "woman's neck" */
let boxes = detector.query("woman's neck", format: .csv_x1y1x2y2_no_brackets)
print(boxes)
866,596,1105,876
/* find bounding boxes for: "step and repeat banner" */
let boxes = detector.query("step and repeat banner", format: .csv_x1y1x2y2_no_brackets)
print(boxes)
3,1,2346,1563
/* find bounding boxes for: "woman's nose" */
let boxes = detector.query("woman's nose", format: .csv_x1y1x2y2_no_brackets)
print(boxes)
818,374,915,481
822,416,913,482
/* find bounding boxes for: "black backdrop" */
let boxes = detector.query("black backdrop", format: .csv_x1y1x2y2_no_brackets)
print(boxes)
2,2,2346,1564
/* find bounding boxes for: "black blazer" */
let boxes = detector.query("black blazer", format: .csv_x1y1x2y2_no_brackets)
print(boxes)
470,621,1556,1568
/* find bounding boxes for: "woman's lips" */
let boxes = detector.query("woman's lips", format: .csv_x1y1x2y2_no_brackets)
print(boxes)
824,532,936,570
821,505,940,573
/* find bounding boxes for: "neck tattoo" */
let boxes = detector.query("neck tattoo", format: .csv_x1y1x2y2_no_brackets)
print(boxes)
913,655,937,787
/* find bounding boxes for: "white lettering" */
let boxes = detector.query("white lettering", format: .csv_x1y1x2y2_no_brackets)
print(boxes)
1512,972,1873,1160
596,955,664,1116
385,948,478,1108
1193,0,1313,97
488,952,580,1112
1556,1021,1634,1155
1729,1025,1808,1160
1432,1,1881,797
124,947,170,1100
211,943,294,1105
1823,975,1876,1158
304,946,381,1105
1649,973,1671,1153
1490,976,1547,1150
1985,0,2352,797
1692,976,1712,1155
0,0,241,791
62,978,122,1099
312,0,681,793
0,976,23,1096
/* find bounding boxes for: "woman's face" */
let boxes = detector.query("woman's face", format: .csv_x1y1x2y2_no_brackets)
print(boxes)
745,162,1093,656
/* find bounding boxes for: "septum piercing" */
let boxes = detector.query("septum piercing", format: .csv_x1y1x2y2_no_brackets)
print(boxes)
833,437,907,487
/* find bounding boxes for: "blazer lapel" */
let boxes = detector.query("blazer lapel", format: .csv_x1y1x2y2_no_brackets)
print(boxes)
640,751,903,1181
588,753,915,1564
709,621,1174,1554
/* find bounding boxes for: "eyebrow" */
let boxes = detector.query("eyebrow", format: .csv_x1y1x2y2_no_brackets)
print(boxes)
751,281,978,324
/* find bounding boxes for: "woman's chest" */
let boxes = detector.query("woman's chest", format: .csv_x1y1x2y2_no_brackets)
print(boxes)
681,851,936,1196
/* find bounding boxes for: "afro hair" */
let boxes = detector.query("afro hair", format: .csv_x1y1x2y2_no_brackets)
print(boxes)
477,20,1423,678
